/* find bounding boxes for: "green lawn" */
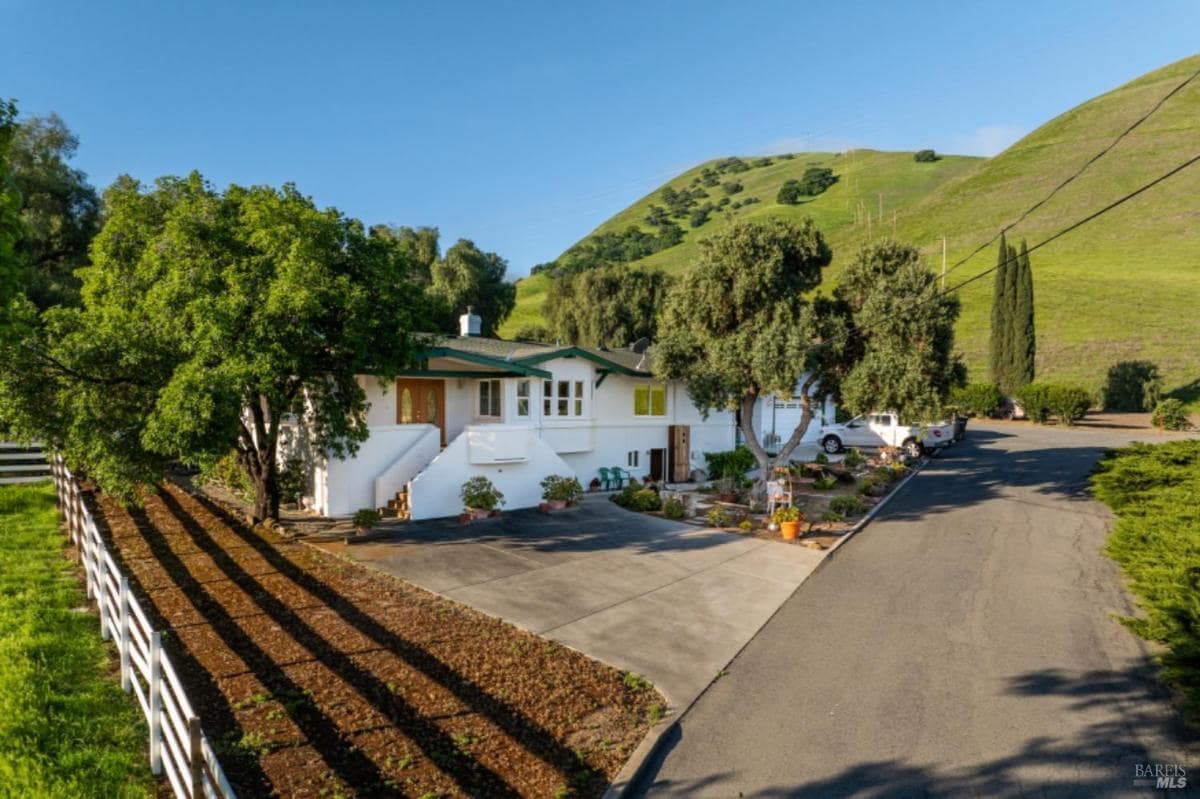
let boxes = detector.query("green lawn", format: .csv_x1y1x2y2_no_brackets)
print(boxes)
1091,439,1200,723
0,482,153,798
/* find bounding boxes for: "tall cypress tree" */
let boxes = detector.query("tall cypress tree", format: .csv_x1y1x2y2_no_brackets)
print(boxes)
1011,240,1035,386
989,233,1012,391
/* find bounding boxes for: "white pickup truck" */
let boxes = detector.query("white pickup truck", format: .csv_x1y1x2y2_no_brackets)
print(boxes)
818,413,955,459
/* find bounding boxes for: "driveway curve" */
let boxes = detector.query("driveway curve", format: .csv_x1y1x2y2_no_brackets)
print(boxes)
635,422,1200,798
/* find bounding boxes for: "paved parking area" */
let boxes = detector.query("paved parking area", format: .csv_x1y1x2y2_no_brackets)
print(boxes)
315,496,828,708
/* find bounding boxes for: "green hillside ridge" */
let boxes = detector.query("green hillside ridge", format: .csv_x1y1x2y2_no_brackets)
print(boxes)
502,54,1200,406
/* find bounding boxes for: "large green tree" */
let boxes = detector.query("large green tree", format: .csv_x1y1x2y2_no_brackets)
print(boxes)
0,172,427,521
427,238,516,336
8,113,100,310
989,234,1026,393
655,219,843,490
836,241,963,418
544,264,670,347
656,221,961,494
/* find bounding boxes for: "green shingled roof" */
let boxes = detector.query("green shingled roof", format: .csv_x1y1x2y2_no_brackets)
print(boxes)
419,335,656,376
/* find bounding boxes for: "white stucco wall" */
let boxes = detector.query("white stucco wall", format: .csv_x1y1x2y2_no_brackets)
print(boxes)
408,425,575,520
320,425,433,517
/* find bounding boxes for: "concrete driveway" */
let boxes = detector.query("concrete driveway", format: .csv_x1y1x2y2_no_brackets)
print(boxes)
316,496,828,708
634,421,1200,798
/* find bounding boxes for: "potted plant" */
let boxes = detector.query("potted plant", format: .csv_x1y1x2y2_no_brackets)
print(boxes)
540,475,584,511
350,508,381,539
771,506,803,540
460,476,505,520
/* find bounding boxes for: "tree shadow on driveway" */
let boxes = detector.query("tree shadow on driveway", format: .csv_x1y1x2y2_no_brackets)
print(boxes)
635,661,1198,798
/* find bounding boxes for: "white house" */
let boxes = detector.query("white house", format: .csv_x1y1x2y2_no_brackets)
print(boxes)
741,386,838,452
303,310,738,520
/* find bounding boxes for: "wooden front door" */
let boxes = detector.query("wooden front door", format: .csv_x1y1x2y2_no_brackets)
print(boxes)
395,379,446,445
668,425,690,483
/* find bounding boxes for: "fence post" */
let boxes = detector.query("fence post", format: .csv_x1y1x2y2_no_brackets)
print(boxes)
149,631,163,775
119,575,131,692
188,716,204,797
93,523,109,641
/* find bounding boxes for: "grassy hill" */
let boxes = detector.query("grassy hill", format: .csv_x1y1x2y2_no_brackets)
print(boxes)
502,54,1200,405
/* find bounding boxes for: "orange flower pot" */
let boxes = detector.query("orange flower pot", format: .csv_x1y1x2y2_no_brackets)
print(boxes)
780,520,800,540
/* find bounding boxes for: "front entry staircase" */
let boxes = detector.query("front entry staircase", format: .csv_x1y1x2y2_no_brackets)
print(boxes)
380,488,410,521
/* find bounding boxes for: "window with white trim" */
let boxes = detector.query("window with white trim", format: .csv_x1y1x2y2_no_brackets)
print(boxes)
634,384,666,417
542,378,584,417
516,380,530,417
478,379,501,418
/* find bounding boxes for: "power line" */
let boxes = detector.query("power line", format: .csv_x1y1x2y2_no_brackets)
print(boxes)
939,63,1200,279
867,149,1200,330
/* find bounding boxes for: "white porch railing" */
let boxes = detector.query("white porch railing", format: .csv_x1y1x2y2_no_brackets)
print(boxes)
50,457,237,799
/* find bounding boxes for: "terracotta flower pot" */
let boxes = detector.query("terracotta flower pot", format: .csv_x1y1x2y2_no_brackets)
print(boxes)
779,520,801,540
538,502,550,513
548,499,567,510
472,508,490,520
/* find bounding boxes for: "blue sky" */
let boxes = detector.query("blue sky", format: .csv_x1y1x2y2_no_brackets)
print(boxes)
4,1,1198,277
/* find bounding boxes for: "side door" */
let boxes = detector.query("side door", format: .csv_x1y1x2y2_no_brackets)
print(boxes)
841,416,871,447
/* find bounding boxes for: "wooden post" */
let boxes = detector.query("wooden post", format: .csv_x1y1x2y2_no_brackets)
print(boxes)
119,575,131,692
149,631,162,775
188,716,204,797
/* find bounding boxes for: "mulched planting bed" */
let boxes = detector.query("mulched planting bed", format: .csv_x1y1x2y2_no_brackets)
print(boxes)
89,481,661,798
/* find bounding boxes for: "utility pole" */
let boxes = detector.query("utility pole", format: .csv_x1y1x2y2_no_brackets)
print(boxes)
941,235,947,290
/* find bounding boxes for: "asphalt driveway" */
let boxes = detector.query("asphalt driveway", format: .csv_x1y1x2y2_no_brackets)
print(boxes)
316,497,828,708
634,421,1200,798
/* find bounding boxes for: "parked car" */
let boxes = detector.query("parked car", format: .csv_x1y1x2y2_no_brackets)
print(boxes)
818,413,956,459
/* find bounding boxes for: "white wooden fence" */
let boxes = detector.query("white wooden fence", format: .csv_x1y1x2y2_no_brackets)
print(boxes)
51,457,237,799
0,441,50,485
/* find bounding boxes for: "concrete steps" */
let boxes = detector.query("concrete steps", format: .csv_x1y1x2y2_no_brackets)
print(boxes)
379,488,410,521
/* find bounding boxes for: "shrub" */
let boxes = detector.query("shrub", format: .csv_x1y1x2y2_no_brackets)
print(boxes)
820,510,844,523
662,497,686,520
1091,441,1200,718
689,208,711,228
277,453,308,505
914,149,938,162
776,179,802,205
877,463,907,482
798,166,837,195
540,474,584,503
722,180,743,196
771,506,801,523
1102,360,1162,412
754,157,773,167
612,486,661,512
1047,385,1092,426
461,476,505,511
814,451,829,465
842,448,865,469
1015,383,1053,423
706,507,732,527
829,494,868,516
202,450,254,502
738,519,753,531
704,446,756,480
949,382,1003,417
1152,399,1192,431
352,508,382,529
812,475,838,490
857,476,886,496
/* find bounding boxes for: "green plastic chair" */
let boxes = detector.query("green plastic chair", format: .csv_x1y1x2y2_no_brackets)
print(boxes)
598,467,613,490
610,467,628,489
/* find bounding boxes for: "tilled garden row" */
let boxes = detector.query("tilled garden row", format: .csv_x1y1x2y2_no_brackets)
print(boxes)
91,482,660,798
